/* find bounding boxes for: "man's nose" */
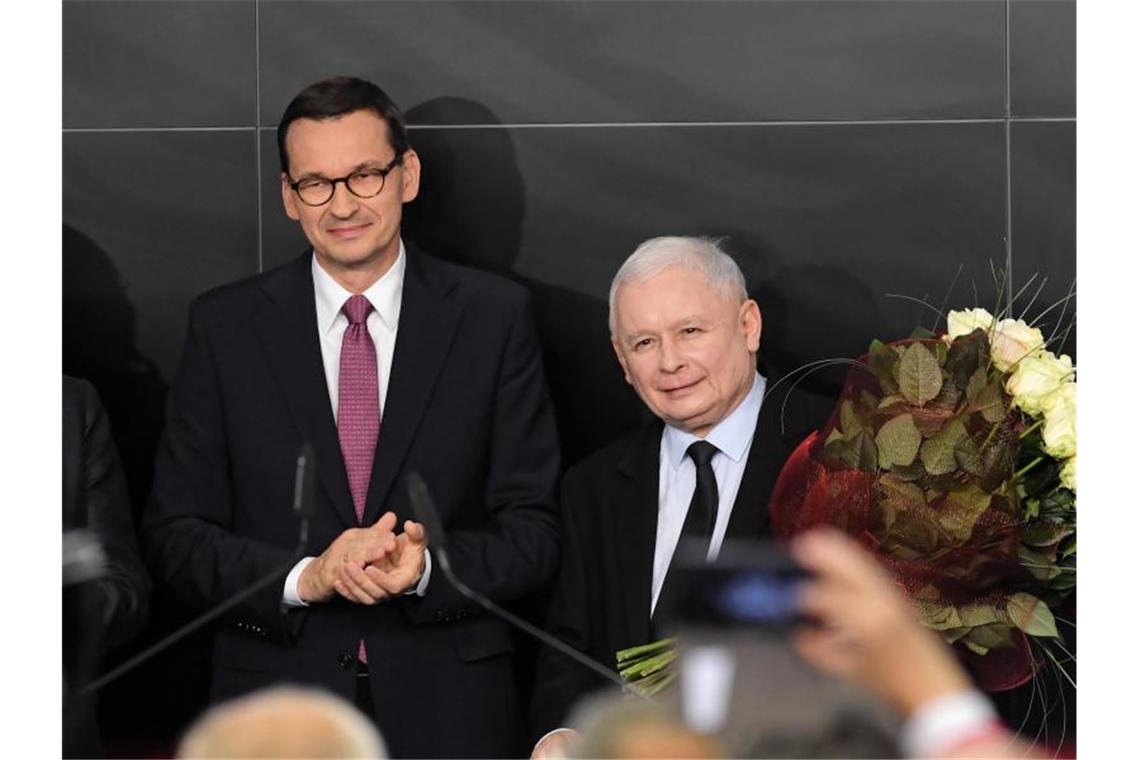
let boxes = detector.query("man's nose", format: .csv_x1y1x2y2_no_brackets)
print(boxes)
658,338,685,373
328,181,359,217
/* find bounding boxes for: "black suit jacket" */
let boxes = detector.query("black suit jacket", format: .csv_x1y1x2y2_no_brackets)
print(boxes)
63,376,151,758
530,380,827,738
142,248,561,758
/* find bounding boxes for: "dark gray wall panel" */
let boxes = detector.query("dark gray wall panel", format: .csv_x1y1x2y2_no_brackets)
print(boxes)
258,116,1004,460
1011,0,1076,117
259,0,1005,126
63,0,256,128
260,128,314,270
64,131,259,757
63,130,260,385
1011,120,1075,358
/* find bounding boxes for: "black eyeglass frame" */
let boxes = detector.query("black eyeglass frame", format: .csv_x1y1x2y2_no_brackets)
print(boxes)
286,154,404,206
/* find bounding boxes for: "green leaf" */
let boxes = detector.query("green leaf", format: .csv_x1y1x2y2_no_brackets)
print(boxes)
889,512,941,554
875,414,921,469
933,340,949,367
965,367,989,406
975,381,1008,424
889,462,926,481
945,330,988,389
874,474,925,535
912,408,952,438
868,340,900,394
898,343,944,407
929,379,961,410
954,434,983,476
957,603,1004,629
939,486,992,542
856,430,879,473
1006,593,1059,638
877,394,904,410
1020,518,1075,547
839,399,860,439
958,623,1019,656
921,418,968,475
977,436,1016,491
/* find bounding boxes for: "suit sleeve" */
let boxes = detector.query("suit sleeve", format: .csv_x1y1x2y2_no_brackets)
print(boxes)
530,472,611,739
71,379,152,651
141,300,301,643
401,290,561,621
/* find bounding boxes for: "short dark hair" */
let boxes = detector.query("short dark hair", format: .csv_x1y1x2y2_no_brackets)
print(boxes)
277,76,410,175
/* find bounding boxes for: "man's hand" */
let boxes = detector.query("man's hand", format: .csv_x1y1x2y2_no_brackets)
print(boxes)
298,512,399,604
790,528,971,716
364,519,428,596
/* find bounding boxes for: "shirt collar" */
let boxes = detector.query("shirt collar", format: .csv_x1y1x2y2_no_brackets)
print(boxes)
663,372,767,470
312,240,406,336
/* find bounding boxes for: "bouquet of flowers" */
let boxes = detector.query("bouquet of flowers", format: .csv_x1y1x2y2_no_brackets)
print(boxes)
616,303,1075,697
768,306,1075,690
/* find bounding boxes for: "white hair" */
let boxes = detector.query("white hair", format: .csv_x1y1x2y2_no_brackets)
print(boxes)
178,685,387,759
608,236,748,335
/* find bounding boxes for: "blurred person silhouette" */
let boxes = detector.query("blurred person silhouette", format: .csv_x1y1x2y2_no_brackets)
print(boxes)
63,375,151,757
791,528,1045,759
177,685,386,759
566,695,722,759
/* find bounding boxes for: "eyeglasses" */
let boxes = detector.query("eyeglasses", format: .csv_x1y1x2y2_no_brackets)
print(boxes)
287,154,403,206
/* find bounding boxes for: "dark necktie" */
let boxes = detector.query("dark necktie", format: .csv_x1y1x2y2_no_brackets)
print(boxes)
681,440,720,553
337,294,379,664
338,295,379,525
652,440,721,631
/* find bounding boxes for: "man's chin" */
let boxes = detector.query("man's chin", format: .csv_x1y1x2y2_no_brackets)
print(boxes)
659,405,715,435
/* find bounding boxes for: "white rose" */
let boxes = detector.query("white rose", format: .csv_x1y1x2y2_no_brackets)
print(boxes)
1005,351,1075,416
1059,455,1076,492
991,318,1046,372
1042,382,1076,459
946,308,995,340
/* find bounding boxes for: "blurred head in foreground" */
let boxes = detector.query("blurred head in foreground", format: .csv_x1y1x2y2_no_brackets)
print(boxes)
177,685,386,759
568,695,722,759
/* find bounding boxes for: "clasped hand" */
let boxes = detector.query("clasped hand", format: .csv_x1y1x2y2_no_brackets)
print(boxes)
299,511,428,604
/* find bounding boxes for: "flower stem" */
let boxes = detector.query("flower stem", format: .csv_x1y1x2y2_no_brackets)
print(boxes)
1014,456,1045,480
1019,418,1044,440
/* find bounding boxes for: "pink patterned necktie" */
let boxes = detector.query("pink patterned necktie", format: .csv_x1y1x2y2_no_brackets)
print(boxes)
337,294,379,665
338,294,380,523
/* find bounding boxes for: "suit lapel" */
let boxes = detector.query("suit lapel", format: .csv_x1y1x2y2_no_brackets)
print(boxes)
725,389,793,541
255,254,357,529
614,421,663,647
363,248,461,526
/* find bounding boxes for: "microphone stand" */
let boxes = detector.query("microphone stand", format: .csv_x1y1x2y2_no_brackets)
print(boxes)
79,445,318,697
406,472,652,701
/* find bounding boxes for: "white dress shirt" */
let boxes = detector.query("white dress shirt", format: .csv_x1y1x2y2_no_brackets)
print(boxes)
650,372,767,616
282,242,431,606
534,373,769,754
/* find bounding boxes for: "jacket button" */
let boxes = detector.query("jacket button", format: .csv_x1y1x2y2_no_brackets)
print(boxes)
337,654,354,669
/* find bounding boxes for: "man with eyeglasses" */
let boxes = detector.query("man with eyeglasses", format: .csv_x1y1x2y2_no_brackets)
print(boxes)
143,76,561,758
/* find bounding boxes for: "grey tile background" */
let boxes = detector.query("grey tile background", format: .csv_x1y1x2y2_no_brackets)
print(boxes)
62,0,1076,752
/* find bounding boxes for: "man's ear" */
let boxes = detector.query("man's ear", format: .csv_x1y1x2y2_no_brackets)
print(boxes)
741,299,762,353
399,149,421,204
611,337,633,385
282,173,300,221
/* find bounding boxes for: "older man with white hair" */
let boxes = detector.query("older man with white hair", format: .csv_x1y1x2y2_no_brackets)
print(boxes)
530,236,827,757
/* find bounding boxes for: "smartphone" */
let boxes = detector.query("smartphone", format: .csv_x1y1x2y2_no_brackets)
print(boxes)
660,538,809,631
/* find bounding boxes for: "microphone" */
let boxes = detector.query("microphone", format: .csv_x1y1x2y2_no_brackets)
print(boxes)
405,472,649,700
81,443,319,696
